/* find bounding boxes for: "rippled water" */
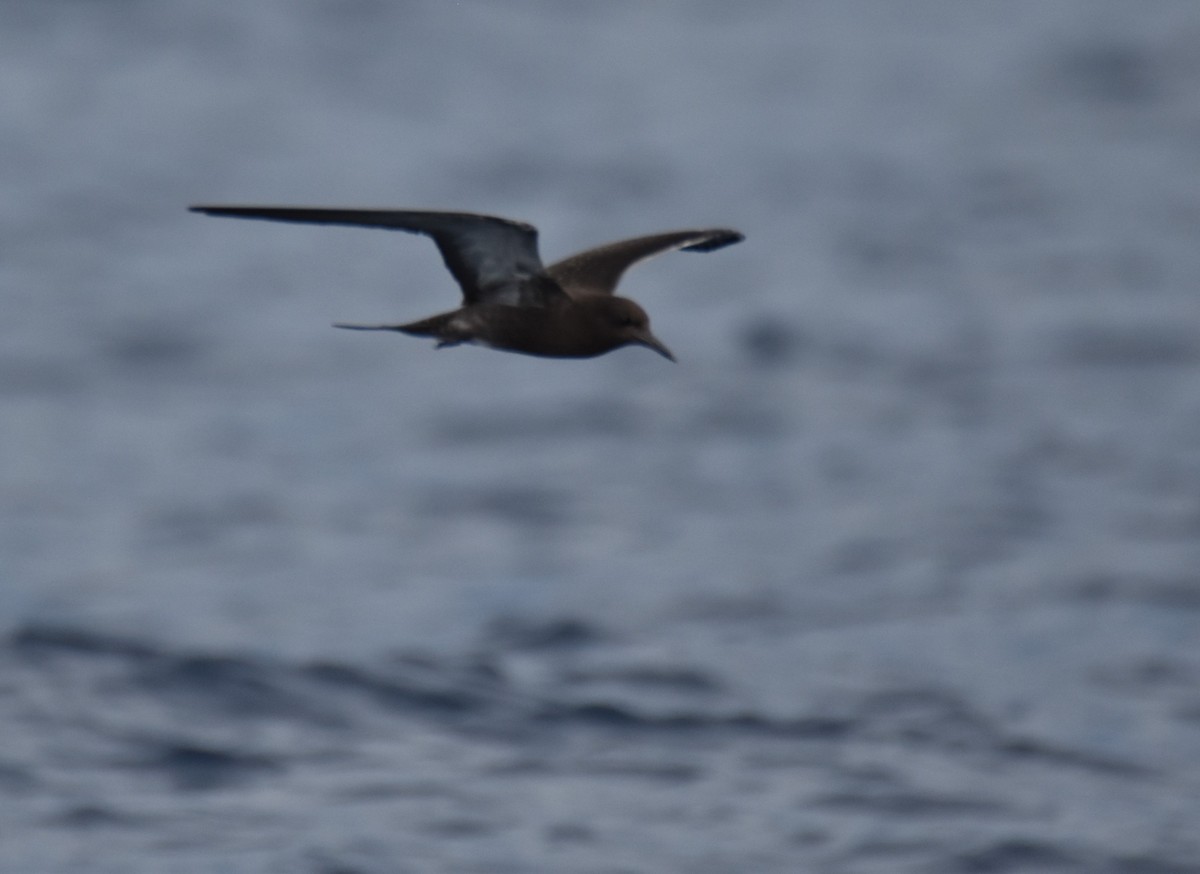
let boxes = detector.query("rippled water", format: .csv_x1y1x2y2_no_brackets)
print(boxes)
3,2,1200,871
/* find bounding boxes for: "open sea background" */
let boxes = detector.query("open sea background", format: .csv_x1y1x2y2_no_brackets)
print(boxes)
3,2,1200,872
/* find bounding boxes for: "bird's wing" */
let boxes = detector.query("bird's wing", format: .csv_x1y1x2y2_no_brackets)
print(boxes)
189,206,564,306
546,229,744,297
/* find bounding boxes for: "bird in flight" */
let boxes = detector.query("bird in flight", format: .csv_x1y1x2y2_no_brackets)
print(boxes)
189,206,743,361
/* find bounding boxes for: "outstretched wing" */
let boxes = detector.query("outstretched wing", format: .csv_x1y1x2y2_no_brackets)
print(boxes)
546,228,743,297
189,206,564,306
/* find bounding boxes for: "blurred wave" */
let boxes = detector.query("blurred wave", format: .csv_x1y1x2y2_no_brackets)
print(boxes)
3,1,1200,871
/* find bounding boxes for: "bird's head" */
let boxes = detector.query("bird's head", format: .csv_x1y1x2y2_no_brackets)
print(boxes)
594,297,676,362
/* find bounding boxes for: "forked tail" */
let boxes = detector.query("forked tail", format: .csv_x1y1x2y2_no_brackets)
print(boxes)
333,322,405,332
333,311,457,339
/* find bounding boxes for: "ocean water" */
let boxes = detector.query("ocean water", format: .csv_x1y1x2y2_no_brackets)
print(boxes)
3,2,1200,871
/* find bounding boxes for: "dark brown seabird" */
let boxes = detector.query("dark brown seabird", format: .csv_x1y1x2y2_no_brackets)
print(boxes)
188,206,743,361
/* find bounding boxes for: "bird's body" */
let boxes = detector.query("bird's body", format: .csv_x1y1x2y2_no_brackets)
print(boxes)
188,206,743,361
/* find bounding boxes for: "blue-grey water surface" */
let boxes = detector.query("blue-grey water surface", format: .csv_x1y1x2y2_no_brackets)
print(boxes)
3,2,1200,872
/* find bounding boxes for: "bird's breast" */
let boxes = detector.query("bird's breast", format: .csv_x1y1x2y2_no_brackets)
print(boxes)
464,304,619,359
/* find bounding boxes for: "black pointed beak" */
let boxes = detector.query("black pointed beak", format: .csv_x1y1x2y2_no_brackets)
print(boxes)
636,331,676,362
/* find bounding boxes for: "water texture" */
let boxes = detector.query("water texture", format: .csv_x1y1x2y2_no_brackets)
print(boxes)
2,2,1199,871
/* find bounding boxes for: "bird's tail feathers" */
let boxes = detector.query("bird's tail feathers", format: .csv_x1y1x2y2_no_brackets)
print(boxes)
334,311,456,338
333,322,406,332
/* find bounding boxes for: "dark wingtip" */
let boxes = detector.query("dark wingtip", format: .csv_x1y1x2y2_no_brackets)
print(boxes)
682,230,744,252
189,205,238,217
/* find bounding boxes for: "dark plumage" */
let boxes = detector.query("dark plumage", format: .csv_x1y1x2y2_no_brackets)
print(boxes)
189,206,744,361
